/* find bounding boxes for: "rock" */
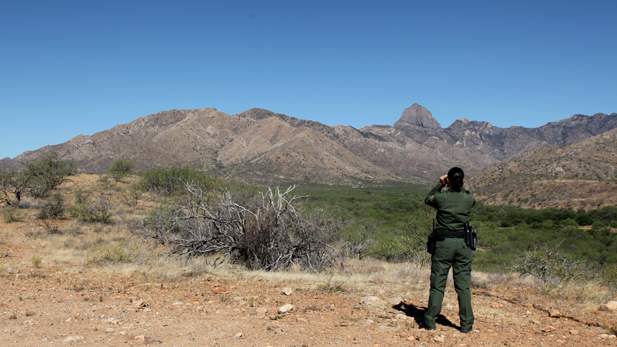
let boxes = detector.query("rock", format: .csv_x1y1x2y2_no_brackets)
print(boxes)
569,330,579,335
281,287,293,296
490,302,504,308
214,285,229,294
144,334,163,344
548,309,562,318
22,319,36,326
395,314,409,320
255,307,268,314
598,334,616,339
360,296,388,307
600,301,617,311
132,299,147,308
541,326,556,333
433,335,445,343
172,301,184,306
106,328,114,333
397,104,442,130
235,332,243,339
63,335,84,344
386,297,403,306
279,304,294,313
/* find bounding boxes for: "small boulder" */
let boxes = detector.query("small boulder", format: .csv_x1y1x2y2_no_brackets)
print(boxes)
548,309,562,318
279,304,294,313
600,301,617,311
281,287,293,296
542,326,556,333
360,296,388,307
132,299,147,308
386,297,403,306
433,335,445,343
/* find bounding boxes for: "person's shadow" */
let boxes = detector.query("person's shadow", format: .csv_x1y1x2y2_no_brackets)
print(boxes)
393,302,458,329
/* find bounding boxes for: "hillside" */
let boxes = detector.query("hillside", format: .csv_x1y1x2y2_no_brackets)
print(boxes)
4,105,617,185
467,128,617,209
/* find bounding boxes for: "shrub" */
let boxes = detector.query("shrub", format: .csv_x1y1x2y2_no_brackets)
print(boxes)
37,193,65,220
3,207,25,223
508,240,597,283
135,183,343,272
0,169,32,205
26,152,77,198
69,192,113,224
137,167,244,196
107,159,134,182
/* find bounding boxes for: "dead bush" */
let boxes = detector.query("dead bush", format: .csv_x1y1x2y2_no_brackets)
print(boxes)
135,183,343,272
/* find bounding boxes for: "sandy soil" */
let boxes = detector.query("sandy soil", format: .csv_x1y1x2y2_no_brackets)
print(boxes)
1,222,616,347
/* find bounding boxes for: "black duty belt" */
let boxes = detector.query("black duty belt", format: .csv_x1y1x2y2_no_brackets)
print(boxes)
446,231,465,238
435,228,465,238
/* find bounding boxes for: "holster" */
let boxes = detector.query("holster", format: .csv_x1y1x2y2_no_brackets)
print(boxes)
464,223,477,251
426,228,447,254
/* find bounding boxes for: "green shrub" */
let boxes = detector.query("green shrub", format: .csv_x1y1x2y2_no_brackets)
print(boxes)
69,192,113,224
37,193,65,220
26,152,77,198
138,167,229,196
107,159,134,182
3,207,25,223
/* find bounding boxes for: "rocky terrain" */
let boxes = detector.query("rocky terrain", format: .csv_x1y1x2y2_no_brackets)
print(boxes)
468,128,617,209
0,173,616,346
4,105,617,185
2,220,617,347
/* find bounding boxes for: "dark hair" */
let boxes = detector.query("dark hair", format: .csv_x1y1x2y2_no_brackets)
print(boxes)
447,167,465,189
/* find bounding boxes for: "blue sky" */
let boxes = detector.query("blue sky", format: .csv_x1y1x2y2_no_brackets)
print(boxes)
2,0,616,159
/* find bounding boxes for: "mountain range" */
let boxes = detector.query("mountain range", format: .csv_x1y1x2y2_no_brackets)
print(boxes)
4,104,617,185
467,127,617,209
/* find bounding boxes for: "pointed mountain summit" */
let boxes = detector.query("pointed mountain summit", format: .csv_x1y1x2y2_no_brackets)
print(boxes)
4,105,617,185
394,103,442,130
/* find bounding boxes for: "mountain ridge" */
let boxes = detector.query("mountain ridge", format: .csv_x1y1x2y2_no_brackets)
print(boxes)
467,127,617,209
4,104,617,185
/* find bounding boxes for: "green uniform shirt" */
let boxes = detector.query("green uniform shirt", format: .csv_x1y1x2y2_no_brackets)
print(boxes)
425,183,475,231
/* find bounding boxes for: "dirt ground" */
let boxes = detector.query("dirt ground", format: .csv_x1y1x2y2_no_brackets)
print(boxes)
1,221,616,347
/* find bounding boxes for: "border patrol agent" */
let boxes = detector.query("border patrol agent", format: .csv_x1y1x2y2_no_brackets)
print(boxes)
424,167,475,333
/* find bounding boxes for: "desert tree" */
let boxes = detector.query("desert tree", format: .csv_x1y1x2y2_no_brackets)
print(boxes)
107,158,134,182
26,152,77,198
0,168,32,205
135,182,343,272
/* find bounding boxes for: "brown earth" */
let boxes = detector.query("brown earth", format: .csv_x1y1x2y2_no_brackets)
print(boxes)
2,225,616,346
1,175,616,346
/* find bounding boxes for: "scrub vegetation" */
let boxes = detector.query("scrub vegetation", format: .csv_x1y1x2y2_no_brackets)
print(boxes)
1,159,616,289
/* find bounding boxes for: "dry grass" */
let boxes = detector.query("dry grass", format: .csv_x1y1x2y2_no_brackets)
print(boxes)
2,173,615,333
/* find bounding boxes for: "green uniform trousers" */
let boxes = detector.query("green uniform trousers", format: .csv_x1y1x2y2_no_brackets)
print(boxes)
424,237,474,330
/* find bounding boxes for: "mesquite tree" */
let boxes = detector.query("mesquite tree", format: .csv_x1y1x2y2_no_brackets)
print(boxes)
135,182,343,272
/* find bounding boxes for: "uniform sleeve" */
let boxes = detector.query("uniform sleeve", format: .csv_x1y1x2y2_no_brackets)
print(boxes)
425,183,444,209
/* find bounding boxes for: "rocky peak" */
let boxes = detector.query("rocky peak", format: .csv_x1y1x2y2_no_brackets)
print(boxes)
236,108,277,120
394,104,441,130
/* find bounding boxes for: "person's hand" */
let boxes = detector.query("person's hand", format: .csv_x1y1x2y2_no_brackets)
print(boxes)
439,175,448,186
